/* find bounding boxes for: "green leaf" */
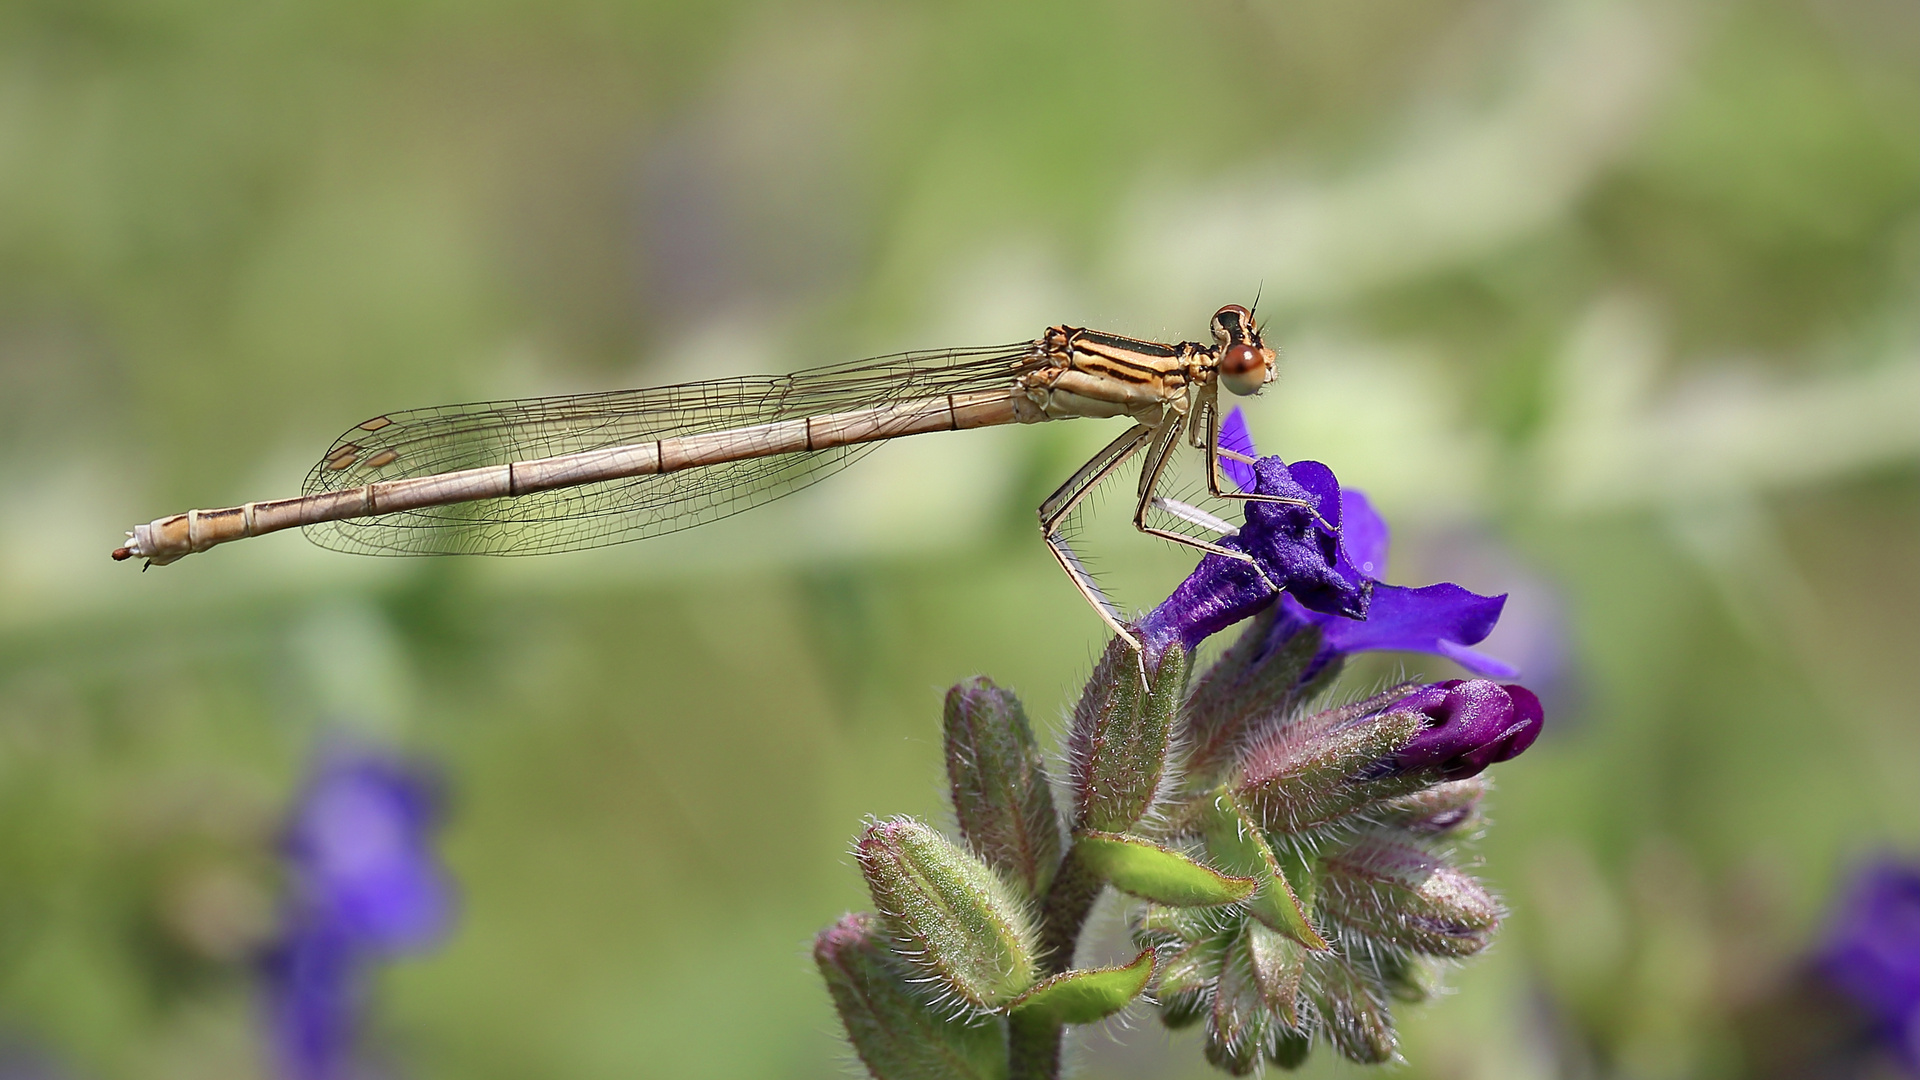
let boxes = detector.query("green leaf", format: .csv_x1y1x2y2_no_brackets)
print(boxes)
1007,948,1155,1025
814,913,1009,1080
1198,795,1329,949
1076,831,1256,907
943,677,1063,899
857,817,1039,1009
1069,639,1190,832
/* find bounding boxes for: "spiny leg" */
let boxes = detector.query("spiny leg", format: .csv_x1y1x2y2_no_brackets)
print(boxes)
1039,423,1157,651
1196,382,1340,534
1131,415,1278,579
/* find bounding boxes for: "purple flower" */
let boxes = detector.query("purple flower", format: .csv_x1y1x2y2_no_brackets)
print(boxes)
1144,408,1514,683
1273,489,1514,682
1816,859,1920,1069
263,742,454,1080
1140,450,1369,657
1364,679,1544,781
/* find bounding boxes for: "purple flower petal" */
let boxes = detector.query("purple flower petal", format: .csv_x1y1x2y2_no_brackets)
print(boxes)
263,741,457,1080
1337,489,1390,580
1139,456,1369,656
1435,639,1521,680
1218,407,1257,493
1279,581,1510,680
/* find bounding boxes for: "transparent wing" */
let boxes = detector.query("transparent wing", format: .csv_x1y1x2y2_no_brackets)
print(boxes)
300,343,1043,556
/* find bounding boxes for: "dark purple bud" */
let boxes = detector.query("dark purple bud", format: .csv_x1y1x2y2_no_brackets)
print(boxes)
1370,680,1544,781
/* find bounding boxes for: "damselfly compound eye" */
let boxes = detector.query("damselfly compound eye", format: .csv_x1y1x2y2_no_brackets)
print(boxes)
1220,342,1270,396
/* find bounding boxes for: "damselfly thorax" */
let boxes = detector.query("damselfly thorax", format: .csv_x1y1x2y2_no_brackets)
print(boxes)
114,304,1315,650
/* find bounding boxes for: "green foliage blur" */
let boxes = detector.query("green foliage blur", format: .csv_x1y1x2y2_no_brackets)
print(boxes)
1,0,1915,1076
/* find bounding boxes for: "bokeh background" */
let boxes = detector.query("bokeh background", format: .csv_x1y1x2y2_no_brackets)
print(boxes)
2,0,1916,1076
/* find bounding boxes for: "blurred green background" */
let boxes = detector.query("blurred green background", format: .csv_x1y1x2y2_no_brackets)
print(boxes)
1,0,1916,1076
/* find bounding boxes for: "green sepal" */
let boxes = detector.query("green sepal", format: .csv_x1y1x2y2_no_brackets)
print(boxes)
943,677,1063,899
1076,831,1256,907
1006,948,1156,1025
1198,795,1329,949
1266,1025,1312,1070
857,817,1040,1010
1069,639,1191,832
814,912,1009,1080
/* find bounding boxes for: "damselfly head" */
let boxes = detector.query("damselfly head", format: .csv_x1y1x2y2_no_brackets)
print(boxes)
1211,304,1276,396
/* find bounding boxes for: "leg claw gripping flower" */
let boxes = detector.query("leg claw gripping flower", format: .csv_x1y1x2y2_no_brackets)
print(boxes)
815,427,1545,1080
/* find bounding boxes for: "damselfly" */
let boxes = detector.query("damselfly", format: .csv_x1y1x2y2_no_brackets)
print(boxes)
114,304,1321,649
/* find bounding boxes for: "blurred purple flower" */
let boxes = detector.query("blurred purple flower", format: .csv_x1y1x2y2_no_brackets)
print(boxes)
1144,408,1515,681
283,748,451,951
263,742,454,1080
1816,859,1920,1070
1361,679,1543,781
262,918,363,1080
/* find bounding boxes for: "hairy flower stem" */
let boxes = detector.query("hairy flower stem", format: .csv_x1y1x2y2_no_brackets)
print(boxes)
1038,842,1104,976
1010,840,1108,1079
1008,1010,1062,1080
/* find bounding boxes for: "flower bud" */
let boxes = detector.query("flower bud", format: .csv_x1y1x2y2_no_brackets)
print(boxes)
1245,920,1307,1026
943,678,1063,898
813,913,1008,1080
1318,839,1503,957
1366,680,1542,781
1305,953,1397,1064
1232,687,1428,832
1180,610,1326,783
857,818,1039,1010
1376,777,1489,834
1069,639,1190,832
1206,924,1271,1076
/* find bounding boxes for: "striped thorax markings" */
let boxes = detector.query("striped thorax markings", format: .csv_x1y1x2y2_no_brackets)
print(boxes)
1021,326,1200,422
